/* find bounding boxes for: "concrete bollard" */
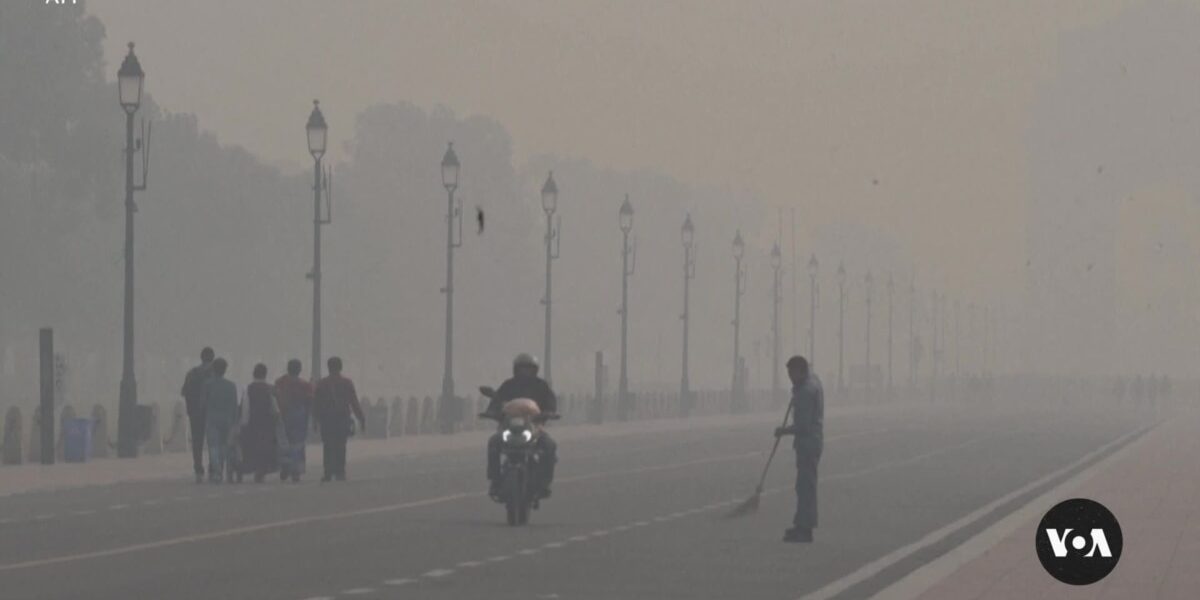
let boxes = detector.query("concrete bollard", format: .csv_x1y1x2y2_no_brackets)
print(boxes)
141,402,163,455
164,400,188,453
2,406,22,465
365,398,388,439
421,396,435,434
389,397,404,437
90,404,109,458
56,404,76,460
405,397,420,435
27,405,43,464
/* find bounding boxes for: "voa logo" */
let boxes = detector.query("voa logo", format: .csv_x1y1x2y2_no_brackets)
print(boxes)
1035,498,1123,585
1044,528,1113,558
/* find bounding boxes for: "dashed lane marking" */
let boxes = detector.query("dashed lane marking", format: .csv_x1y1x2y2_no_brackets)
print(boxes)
341,588,374,595
383,578,414,586
456,560,483,568
423,568,454,578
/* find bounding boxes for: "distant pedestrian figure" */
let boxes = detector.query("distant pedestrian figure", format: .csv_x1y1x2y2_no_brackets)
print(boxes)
275,359,314,482
314,357,365,482
774,355,824,543
181,347,215,483
239,363,281,483
204,358,239,483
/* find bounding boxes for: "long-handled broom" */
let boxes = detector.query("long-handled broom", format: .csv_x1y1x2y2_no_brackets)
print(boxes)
725,402,793,518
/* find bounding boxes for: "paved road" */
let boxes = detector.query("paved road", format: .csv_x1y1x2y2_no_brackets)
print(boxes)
0,403,1147,600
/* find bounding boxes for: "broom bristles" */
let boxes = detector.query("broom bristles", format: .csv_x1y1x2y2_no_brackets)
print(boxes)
723,489,762,518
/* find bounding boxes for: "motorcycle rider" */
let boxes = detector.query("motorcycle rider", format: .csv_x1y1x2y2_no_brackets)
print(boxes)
485,353,558,500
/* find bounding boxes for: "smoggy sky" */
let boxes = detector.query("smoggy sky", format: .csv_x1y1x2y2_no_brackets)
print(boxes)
85,0,1195,369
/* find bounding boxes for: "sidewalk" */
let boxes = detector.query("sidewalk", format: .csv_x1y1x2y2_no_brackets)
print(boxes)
0,402,898,498
905,409,1200,600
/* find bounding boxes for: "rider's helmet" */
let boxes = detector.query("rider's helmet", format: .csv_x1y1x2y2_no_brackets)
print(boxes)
512,353,540,376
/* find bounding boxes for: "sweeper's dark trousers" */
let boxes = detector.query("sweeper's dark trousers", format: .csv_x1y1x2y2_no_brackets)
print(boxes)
793,437,822,528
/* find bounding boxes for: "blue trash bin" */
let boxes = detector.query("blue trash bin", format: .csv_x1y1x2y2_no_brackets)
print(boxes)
63,417,93,463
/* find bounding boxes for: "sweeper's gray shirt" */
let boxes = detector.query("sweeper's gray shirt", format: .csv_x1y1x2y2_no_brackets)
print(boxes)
790,374,824,450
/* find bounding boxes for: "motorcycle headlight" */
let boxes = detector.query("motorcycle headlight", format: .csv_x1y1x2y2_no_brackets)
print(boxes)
501,430,512,442
521,429,533,443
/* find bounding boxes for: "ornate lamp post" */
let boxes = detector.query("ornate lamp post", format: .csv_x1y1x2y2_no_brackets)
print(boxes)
837,261,846,394
116,43,151,458
680,214,695,416
541,172,560,384
617,197,635,420
865,270,873,402
808,254,818,366
771,243,783,406
887,273,895,398
306,100,331,382
439,142,462,432
731,230,746,412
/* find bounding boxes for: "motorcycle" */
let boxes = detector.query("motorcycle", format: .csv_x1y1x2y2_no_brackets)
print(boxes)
478,386,559,526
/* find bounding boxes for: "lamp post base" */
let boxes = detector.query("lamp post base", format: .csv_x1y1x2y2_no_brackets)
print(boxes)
116,376,138,458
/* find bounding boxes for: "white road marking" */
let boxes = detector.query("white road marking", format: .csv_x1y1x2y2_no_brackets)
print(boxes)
71,510,95,516
423,568,454,578
568,535,589,541
456,560,483,568
487,555,510,562
0,447,781,572
300,597,335,600
633,520,649,527
589,529,609,537
797,424,1154,600
33,514,53,521
108,504,128,510
383,578,414,586
341,588,374,595
518,548,539,555
142,500,159,506
542,542,564,549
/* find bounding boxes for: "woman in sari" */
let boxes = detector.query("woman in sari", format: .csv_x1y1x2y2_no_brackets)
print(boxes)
240,363,281,483
274,359,313,482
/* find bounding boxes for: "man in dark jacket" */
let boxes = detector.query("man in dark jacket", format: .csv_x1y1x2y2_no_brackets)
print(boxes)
774,355,824,543
314,356,365,482
485,353,558,499
180,347,215,483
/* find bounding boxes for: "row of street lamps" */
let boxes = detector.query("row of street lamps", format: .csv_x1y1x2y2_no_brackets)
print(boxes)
113,44,999,452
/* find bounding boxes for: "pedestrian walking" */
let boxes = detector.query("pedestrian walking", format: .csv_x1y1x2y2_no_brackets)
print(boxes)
773,355,824,543
204,358,239,483
275,359,313,482
181,347,215,483
239,363,281,483
314,356,365,482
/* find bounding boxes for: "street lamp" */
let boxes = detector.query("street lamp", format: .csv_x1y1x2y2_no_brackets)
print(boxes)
439,142,463,433
837,261,846,395
909,277,917,390
680,214,695,417
541,171,561,385
306,100,332,383
116,42,151,458
731,230,746,412
617,196,635,420
808,254,818,367
865,270,873,402
771,243,783,407
887,273,894,399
